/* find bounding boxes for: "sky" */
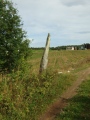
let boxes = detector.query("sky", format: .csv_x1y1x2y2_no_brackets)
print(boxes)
11,0,90,47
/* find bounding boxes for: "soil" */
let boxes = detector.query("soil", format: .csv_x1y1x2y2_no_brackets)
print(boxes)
39,67,90,120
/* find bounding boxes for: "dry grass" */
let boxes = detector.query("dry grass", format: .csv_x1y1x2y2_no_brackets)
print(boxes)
30,50,90,74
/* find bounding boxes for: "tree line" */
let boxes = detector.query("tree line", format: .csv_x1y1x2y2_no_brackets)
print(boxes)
31,43,90,50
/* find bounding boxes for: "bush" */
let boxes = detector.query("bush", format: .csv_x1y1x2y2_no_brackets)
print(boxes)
0,0,31,73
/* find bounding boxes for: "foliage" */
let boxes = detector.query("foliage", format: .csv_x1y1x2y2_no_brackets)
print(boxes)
0,0,31,73
0,69,76,120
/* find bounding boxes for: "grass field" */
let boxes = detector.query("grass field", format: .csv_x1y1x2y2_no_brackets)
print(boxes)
30,50,90,73
0,50,90,120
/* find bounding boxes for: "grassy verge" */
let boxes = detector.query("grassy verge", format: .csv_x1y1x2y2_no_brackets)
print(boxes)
55,75,90,120
0,70,76,120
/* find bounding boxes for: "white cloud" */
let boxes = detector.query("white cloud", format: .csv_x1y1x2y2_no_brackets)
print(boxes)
11,0,90,47
60,0,90,6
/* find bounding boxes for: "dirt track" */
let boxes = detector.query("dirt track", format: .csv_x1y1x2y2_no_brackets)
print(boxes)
39,67,90,120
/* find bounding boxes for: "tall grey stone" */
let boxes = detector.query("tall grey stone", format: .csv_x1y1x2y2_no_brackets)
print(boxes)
39,33,50,73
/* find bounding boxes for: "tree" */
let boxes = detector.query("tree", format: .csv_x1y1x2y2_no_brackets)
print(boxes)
0,0,31,73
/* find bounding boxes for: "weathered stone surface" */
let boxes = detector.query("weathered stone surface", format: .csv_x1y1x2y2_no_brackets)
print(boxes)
39,33,50,73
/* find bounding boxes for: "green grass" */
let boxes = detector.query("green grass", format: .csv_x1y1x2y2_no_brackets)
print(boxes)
0,71,76,120
55,75,90,120
0,50,90,119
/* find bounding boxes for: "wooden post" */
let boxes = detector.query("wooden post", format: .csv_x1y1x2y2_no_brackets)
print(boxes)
39,33,50,73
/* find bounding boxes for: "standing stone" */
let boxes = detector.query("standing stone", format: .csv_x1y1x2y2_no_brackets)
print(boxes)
39,33,50,73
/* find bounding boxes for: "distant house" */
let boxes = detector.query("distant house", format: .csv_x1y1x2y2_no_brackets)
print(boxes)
66,46,75,50
79,44,90,50
79,46,85,50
